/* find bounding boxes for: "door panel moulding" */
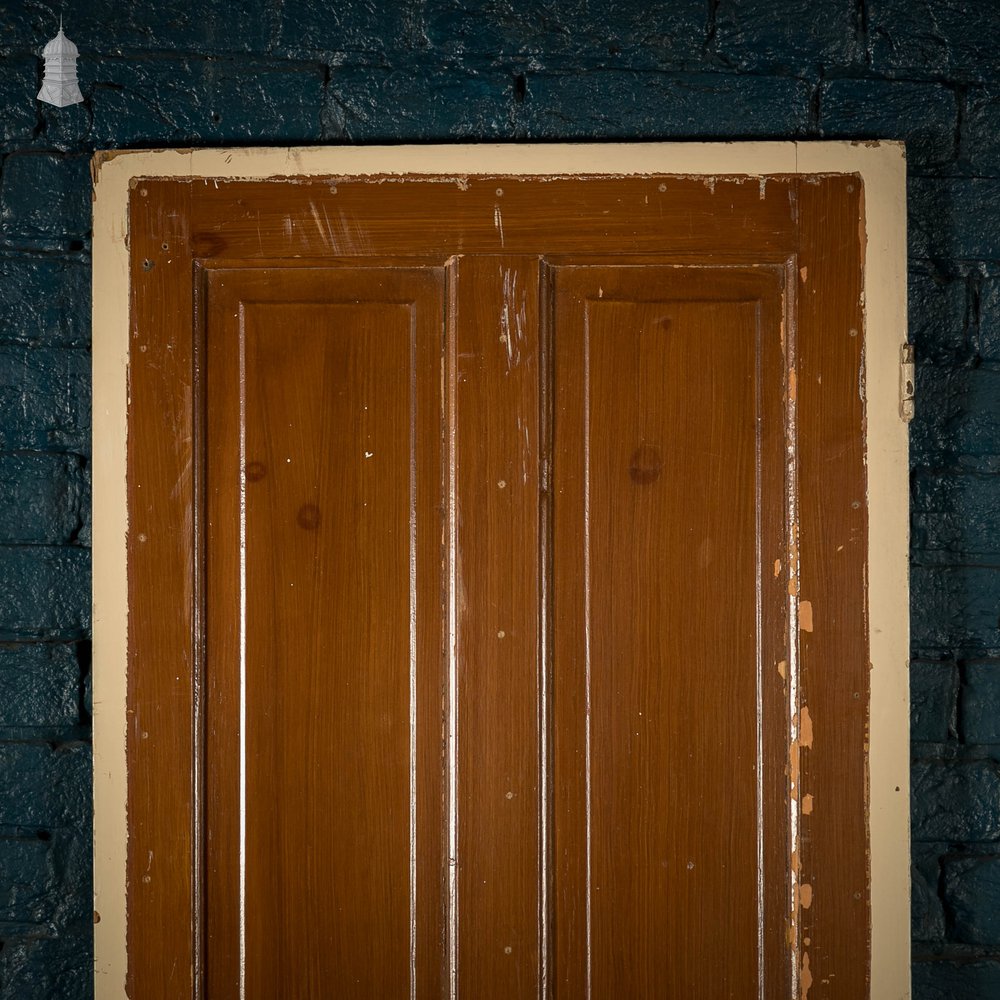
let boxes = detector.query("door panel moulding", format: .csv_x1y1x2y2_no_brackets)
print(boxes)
91,141,909,1000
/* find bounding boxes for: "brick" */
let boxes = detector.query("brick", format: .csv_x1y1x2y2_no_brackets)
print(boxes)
417,0,708,69
912,757,1000,842
0,644,79,729
819,79,957,172
0,547,90,640
961,87,1000,176
0,154,90,247
961,662,1000,744
911,566,1000,657
713,0,862,73
910,661,958,743
0,347,90,453
909,178,1000,261
908,264,970,365
517,72,811,139
325,63,519,141
0,454,84,545
0,742,90,829
912,959,1000,999
912,842,947,945
86,57,325,148
0,836,53,923
943,854,1000,945
0,0,272,54
0,56,40,144
975,271,1000,367
912,472,1000,561
868,0,1000,81
0,932,93,1000
910,365,1000,475
0,257,90,348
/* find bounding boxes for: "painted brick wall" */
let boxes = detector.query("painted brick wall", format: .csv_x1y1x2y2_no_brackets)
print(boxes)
0,1,997,997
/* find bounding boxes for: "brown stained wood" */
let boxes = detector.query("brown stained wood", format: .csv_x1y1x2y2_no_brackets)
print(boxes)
127,171,869,1000
203,267,447,999
551,266,790,999
184,176,796,260
127,182,197,1000
794,177,869,999
451,257,542,997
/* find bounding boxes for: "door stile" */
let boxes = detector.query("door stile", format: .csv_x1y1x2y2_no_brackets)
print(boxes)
449,255,545,998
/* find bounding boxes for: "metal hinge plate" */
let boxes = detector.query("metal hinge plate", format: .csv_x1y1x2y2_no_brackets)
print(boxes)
900,343,915,422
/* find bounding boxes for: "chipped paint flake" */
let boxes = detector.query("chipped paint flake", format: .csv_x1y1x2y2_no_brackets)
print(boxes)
773,558,781,577
777,659,787,680
799,705,813,748
802,793,814,815
799,599,814,632
800,883,813,909
801,951,813,999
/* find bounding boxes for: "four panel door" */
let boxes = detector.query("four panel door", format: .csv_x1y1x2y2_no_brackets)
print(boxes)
127,172,868,998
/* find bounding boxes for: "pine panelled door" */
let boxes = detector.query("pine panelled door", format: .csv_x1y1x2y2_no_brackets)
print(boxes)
92,144,909,1000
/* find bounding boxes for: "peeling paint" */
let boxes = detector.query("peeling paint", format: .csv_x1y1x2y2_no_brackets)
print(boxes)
802,793,814,815
800,882,813,909
799,705,814,748
801,951,813,999
799,599,813,632
777,659,787,680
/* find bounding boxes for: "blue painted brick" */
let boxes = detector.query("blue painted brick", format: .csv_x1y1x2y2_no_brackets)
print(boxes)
0,547,90,640
975,271,1000,367
912,842,947,945
0,836,53,924
279,0,426,58
908,264,970,365
910,365,1000,475
0,257,90,348
0,0,272,55
0,454,83,545
0,56,41,145
0,742,90,829
943,855,1000,945
819,79,957,171
0,347,90,453
517,72,811,139
909,178,1000,261
417,0,708,69
962,87,1000,176
912,472,1000,561
912,757,1000,842
913,960,1000,999
911,660,958,743
86,57,326,148
326,63,519,141
961,662,1000,744
0,154,90,249
0,643,79,730
0,932,92,1000
714,0,862,73
868,0,1000,81
911,565,1000,657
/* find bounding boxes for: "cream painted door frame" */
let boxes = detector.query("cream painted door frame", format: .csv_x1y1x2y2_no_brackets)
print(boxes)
91,141,910,999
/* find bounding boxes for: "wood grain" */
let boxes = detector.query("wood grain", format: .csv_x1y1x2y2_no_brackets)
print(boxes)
127,173,869,999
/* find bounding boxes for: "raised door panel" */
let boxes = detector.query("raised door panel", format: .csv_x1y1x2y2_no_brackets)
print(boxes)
203,266,447,999
550,266,790,998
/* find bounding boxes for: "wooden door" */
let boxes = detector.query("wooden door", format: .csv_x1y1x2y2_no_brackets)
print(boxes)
127,172,867,998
